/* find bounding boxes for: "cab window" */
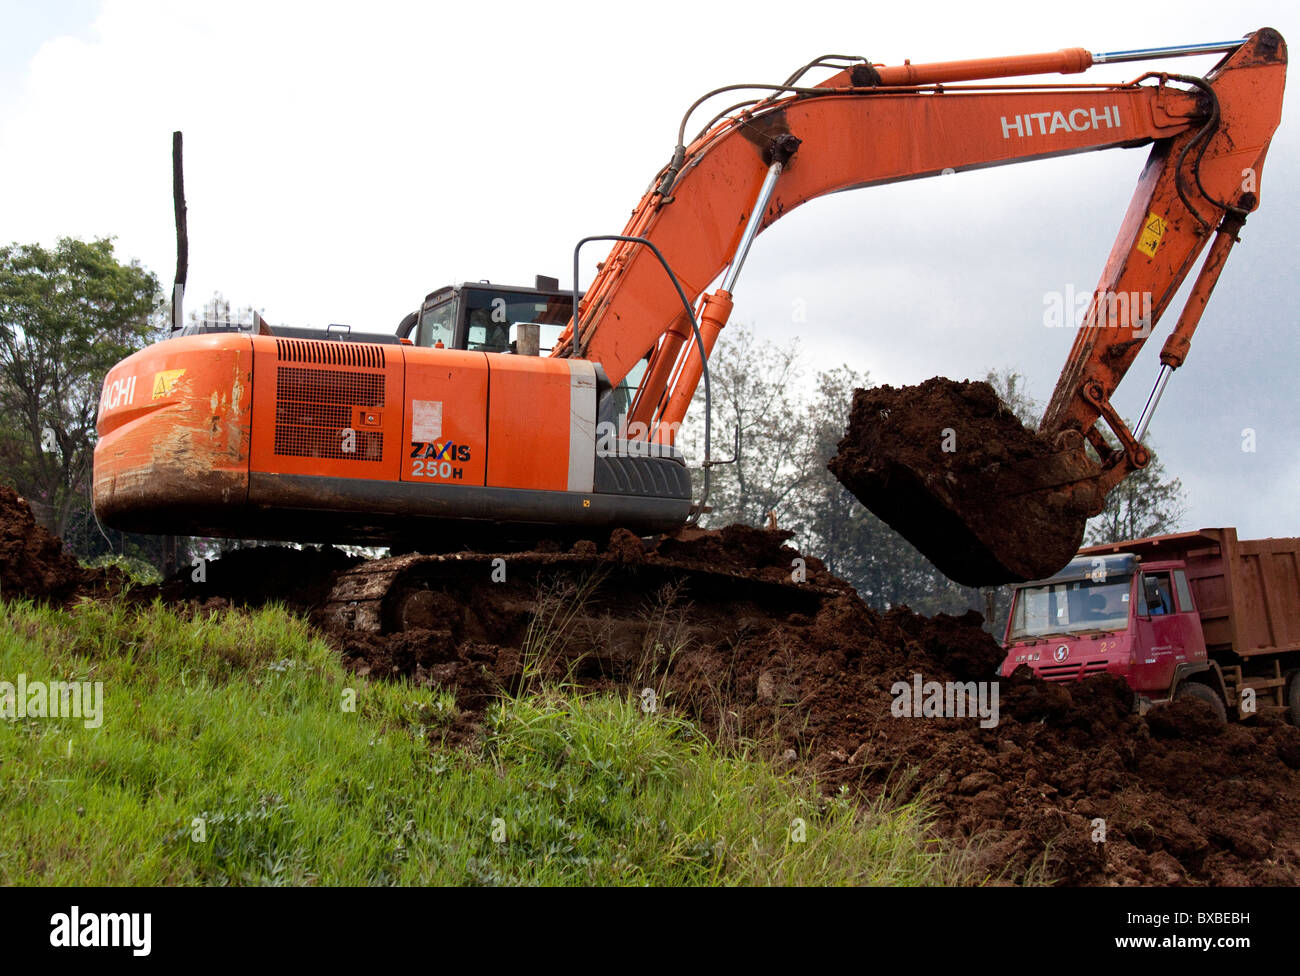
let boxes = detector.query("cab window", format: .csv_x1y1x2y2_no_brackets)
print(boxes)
609,359,648,432
466,307,511,354
463,288,574,354
417,300,455,349
508,321,568,354
1139,572,1175,616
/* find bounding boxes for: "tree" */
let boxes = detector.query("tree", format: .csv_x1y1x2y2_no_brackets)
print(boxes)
689,325,984,618
684,326,820,527
1084,443,1187,544
984,366,1041,427
189,291,262,329
792,364,983,616
0,238,161,540
686,339,1192,628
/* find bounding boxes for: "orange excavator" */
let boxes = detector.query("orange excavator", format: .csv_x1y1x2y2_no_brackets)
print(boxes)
94,29,1286,588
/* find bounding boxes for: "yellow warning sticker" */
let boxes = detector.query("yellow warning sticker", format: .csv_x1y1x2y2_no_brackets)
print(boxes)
152,368,186,399
1136,212,1168,258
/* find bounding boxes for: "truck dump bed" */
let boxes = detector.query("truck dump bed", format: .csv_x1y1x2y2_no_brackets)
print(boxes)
1082,529,1300,658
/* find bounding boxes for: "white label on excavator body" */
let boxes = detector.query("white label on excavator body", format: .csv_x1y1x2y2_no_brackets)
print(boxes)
411,399,443,442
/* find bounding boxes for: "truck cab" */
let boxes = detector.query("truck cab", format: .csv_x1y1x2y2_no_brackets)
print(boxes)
1001,552,1209,702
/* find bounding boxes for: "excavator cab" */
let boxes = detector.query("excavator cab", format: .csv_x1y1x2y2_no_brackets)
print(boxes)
397,278,651,444
399,277,578,356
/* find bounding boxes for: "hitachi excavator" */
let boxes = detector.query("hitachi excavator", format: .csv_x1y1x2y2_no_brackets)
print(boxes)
94,29,1287,596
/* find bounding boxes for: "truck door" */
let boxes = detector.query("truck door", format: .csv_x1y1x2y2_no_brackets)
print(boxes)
1130,569,1205,696
1170,568,1209,668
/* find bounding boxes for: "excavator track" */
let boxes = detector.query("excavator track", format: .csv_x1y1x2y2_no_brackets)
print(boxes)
321,534,849,642
158,526,858,702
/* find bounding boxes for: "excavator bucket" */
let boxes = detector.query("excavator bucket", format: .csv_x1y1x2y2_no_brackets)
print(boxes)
829,378,1103,587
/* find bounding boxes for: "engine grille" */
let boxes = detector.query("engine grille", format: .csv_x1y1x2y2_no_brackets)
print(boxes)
275,338,386,369
274,363,385,461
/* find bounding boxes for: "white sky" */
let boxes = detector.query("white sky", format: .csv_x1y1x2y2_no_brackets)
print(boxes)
2,0,1297,539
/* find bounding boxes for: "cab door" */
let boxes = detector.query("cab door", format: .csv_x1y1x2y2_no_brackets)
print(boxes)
1129,568,1206,695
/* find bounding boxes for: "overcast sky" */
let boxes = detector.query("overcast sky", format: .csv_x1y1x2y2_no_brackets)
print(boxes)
2,0,1296,540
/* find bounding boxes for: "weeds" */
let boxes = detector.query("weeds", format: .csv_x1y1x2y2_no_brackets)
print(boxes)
0,594,975,886
518,570,606,695
633,581,692,684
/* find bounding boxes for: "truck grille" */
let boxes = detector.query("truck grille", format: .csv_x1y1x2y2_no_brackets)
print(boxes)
273,365,385,461
1038,659,1110,682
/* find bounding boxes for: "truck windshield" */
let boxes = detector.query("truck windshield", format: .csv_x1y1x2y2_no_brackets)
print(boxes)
1008,574,1132,640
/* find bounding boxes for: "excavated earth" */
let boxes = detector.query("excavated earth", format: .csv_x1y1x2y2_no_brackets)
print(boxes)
0,487,119,602
3,489,1299,885
829,378,1093,586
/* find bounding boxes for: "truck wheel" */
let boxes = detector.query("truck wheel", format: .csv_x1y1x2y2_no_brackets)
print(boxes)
1288,672,1300,727
1175,681,1227,725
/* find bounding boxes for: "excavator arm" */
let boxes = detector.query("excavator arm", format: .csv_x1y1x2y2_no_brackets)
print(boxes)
556,29,1285,582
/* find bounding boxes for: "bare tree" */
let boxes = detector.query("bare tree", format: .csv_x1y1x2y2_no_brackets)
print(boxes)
984,366,1041,427
685,326,820,527
690,330,984,617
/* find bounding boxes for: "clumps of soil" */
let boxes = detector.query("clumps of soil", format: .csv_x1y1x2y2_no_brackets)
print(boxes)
666,592,1300,886
299,525,1300,886
646,523,843,588
0,486,104,602
828,378,1092,585
4,484,1298,886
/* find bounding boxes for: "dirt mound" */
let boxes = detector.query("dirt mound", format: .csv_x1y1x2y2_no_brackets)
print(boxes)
307,528,1300,886
0,487,100,602
13,495,1296,886
640,523,841,588
828,378,1093,585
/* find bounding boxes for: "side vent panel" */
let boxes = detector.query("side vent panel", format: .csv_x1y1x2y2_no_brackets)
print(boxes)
273,341,386,461
275,337,386,368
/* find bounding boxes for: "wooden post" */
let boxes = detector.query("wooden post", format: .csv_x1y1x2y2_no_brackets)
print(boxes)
162,130,188,579
172,130,188,331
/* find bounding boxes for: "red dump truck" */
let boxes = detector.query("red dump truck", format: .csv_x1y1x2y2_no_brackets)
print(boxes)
999,529,1300,724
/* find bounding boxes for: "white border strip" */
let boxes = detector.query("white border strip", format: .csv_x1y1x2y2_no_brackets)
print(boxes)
566,360,597,492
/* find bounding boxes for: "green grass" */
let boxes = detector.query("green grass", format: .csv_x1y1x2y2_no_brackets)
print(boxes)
81,553,162,585
0,597,970,885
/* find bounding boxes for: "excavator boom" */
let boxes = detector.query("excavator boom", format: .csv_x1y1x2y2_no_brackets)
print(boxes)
555,29,1284,583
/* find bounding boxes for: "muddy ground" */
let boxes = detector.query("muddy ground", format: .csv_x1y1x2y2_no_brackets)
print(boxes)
5,489,1299,886
829,378,1093,586
0,487,118,602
